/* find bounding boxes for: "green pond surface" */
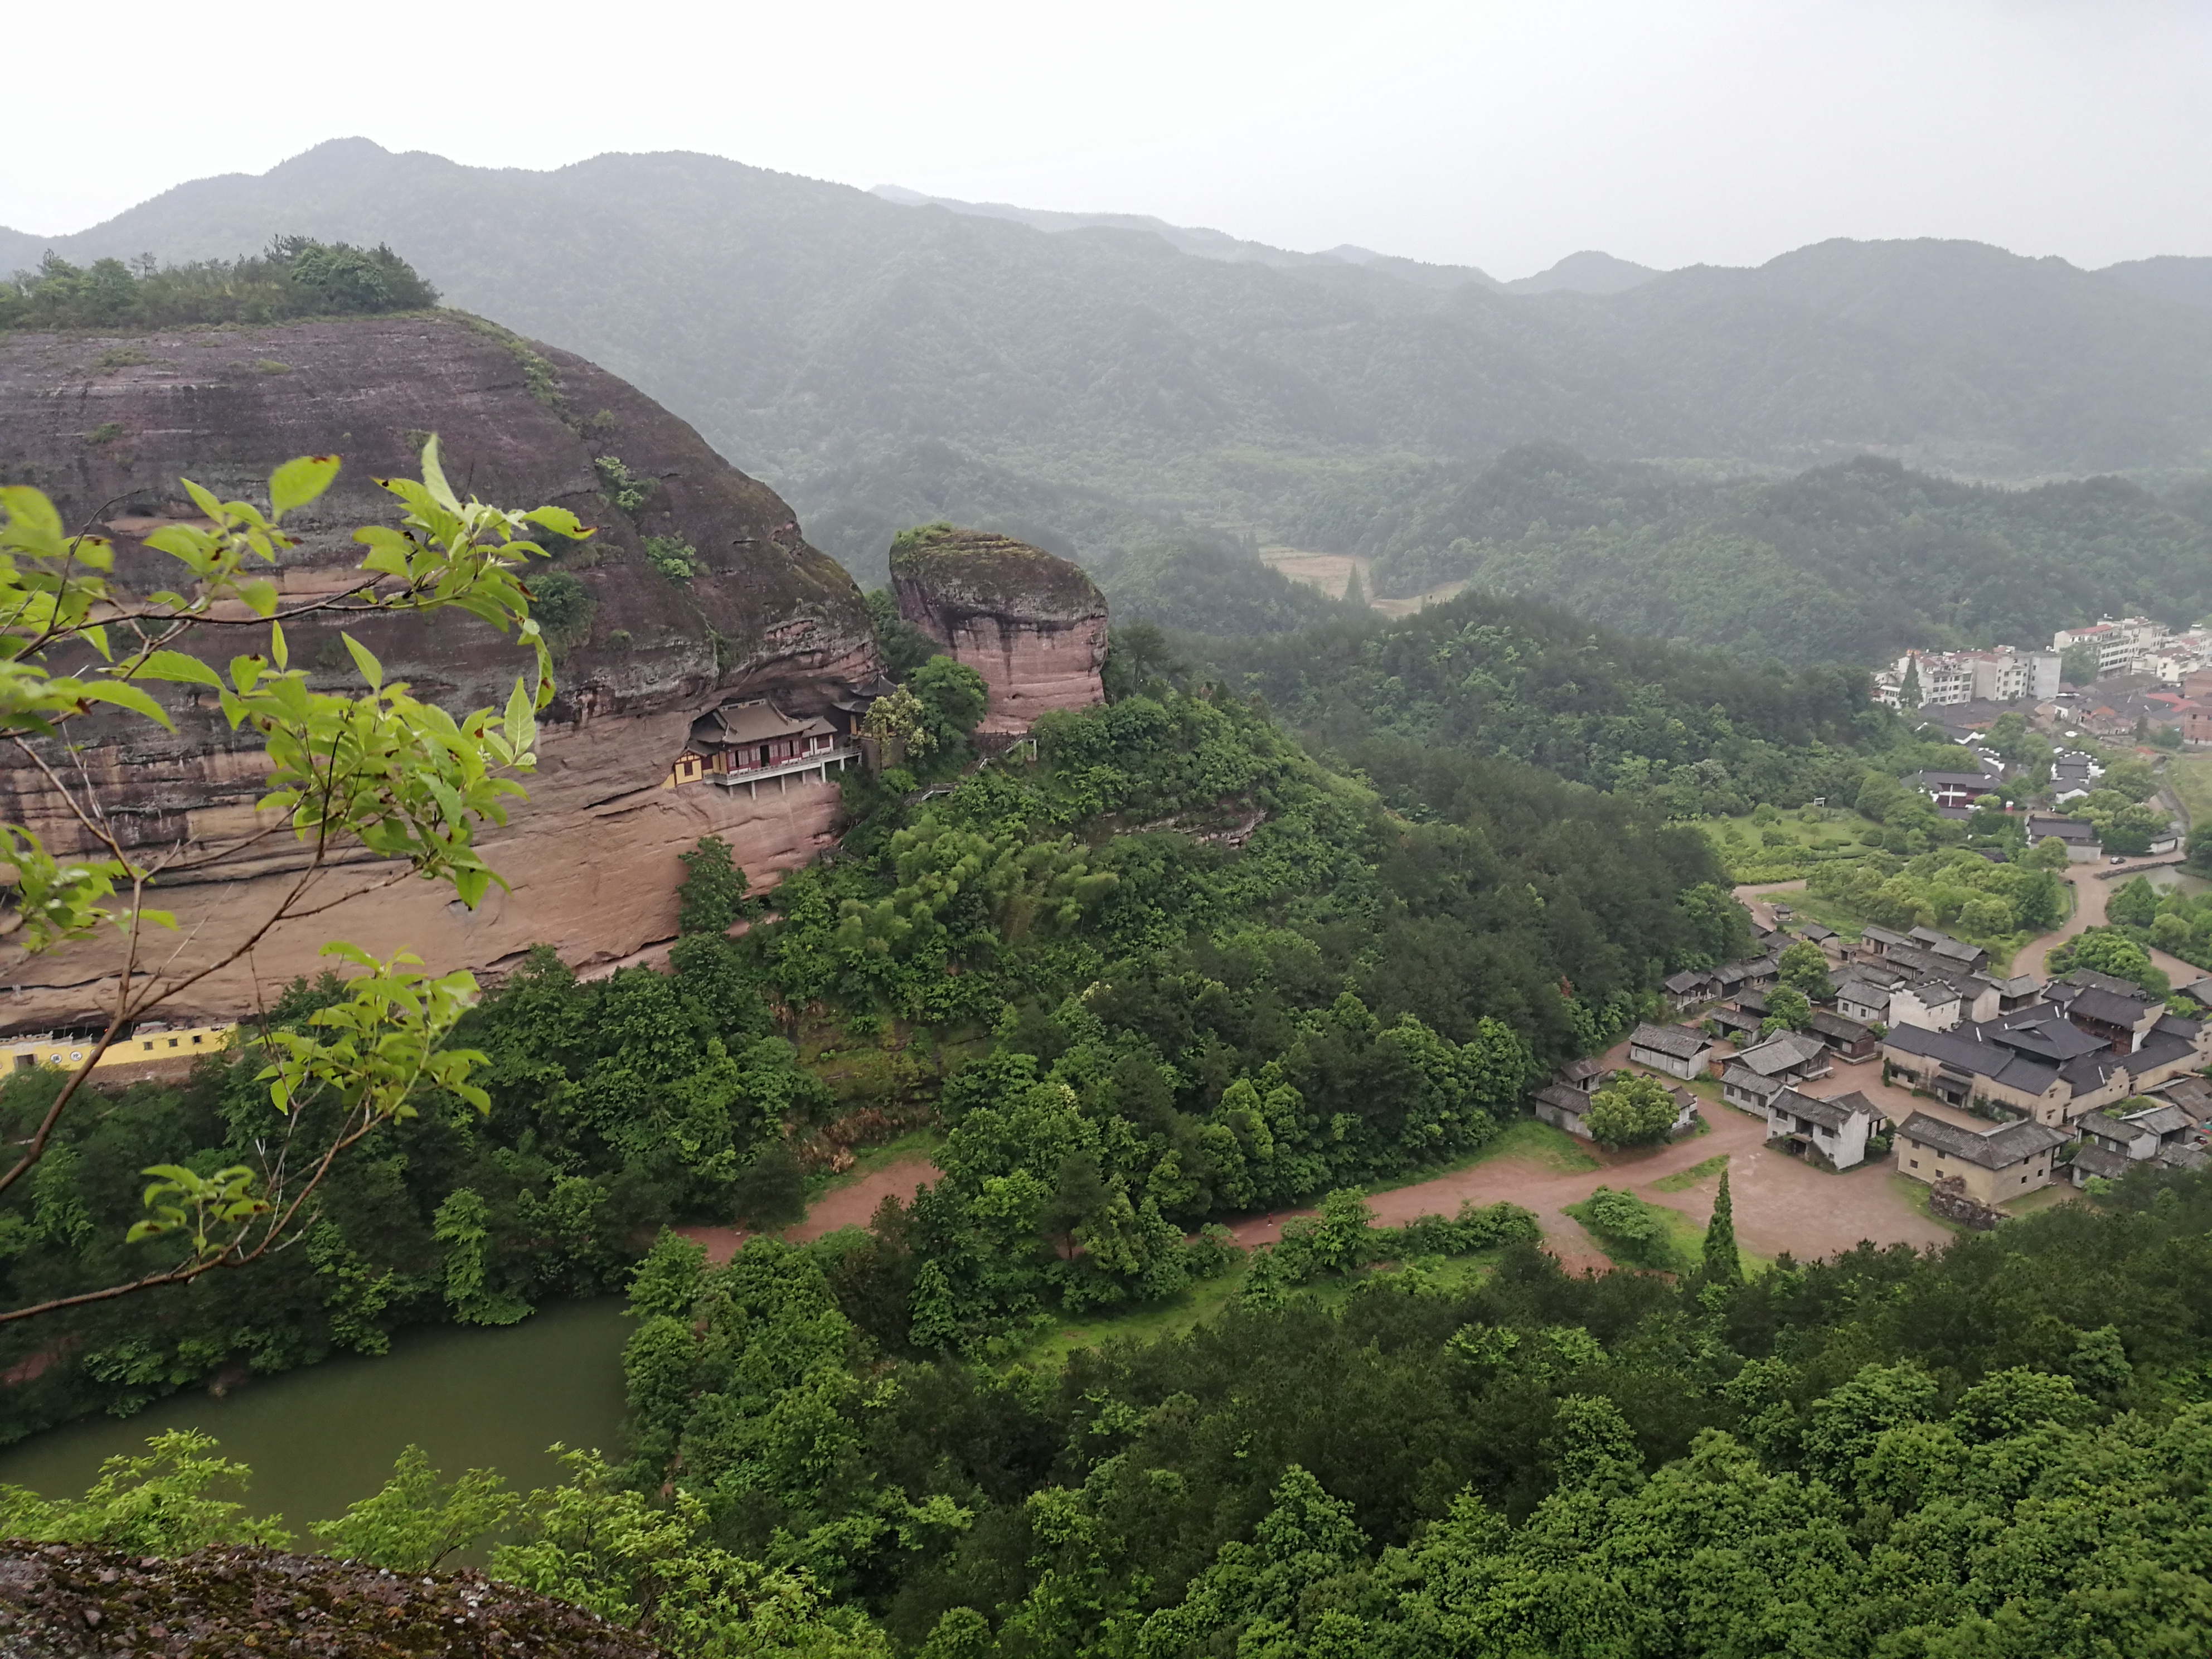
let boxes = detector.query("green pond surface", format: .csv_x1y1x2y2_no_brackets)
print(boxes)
0,1299,631,1531
2144,866,2211,898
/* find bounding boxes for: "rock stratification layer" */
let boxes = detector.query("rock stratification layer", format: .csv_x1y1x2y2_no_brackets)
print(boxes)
889,528,1107,733
0,313,878,1024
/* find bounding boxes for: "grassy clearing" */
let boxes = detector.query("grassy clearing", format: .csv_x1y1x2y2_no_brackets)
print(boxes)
2003,1184,2079,1217
1364,1117,1602,1194
1698,809,1882,884
1889,1172,1964,1233
2168,754,2212,830
1013,1263,1251,1368
1007,1246,1515,1369
1564,1190,1697,1274
1652,1154,1729,1192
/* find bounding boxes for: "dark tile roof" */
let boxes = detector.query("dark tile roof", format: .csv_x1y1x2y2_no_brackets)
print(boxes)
1558,1057,1608,1083
2067,986,2160,1027
1721,1062,1786,1098
1897,1112,2067,1170
1807,1010,1873,1042
1769,1087,1879,1132
2071,1142,2133,1181
1664,969,1715,995
1532,1083,1590,1114
1629,1023,1710,1060
1736,1032,1829,1076
1884,1023,2064,1097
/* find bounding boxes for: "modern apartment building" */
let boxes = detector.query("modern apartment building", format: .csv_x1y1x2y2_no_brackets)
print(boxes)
1891,646,2057,707
2053,618,2167,678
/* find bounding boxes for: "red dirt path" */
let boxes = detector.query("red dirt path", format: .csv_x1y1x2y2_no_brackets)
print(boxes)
674,1156,942,1266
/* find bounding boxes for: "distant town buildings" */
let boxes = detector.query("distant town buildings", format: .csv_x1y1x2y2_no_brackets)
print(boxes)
1873,645,2058,710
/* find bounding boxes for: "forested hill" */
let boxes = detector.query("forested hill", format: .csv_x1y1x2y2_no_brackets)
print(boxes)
13,140,2212,591
1323,444,2212,661
1187,586,1879,809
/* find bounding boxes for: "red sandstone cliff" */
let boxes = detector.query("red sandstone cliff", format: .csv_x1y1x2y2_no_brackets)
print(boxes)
889,529,1107,734
0,314,877,1026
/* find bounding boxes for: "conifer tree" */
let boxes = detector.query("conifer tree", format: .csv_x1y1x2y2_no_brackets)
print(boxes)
1701,1167,1743,1286
1342,564,1369,609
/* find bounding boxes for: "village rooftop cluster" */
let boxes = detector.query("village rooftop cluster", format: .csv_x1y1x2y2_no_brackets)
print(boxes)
1535,908,2210,1227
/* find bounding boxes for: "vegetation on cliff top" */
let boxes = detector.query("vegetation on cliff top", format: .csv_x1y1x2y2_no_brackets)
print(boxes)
887,526,1103,619
1,236,439,331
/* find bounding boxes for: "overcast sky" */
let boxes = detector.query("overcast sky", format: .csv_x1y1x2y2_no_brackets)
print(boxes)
8,0,2206,278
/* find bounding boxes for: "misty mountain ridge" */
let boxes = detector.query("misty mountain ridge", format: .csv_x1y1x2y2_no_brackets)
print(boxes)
10,137,2212,656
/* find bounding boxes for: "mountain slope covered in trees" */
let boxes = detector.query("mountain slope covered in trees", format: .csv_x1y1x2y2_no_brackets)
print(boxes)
1308,443,2212,659
12,141,2212,601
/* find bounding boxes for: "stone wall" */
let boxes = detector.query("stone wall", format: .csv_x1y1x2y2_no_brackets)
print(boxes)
1927,1175,2007,1231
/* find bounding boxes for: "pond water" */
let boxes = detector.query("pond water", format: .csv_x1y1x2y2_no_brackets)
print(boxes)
2144,866,2211,898
0,1299,631,1530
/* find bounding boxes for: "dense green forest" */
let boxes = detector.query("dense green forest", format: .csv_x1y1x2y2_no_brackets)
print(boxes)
12,1165,2210,1657
1301,442,2212,659
0,593,1949,1435
20,140,2212,596
0,237,437,329
0,663,1754,1434
4,591,2210,1651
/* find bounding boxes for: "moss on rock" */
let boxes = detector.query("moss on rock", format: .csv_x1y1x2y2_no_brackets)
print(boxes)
888,527,1104,624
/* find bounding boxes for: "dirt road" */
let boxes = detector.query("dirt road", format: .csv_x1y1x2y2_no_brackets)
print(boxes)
1226,1034,1953,1270
675,1156,942,1265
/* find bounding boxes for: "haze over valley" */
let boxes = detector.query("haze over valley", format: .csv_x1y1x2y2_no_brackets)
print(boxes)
4,8,2212,1652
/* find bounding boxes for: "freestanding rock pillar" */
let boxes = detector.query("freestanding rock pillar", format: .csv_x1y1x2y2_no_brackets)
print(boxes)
889,528,1108,734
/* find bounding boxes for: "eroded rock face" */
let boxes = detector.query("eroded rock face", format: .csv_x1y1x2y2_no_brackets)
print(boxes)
890,529,1107,734
0,1542,665,1657
0,315,877,1026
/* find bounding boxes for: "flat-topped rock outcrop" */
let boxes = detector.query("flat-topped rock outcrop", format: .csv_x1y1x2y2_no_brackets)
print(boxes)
0,314,880,1025
890,527,1107,732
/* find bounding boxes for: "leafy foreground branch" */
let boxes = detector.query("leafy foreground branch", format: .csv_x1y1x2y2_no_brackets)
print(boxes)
0,442,578,1323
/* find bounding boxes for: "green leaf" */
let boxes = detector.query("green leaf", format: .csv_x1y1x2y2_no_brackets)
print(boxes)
419,436,462,514
270,454,341,516
270,620,289,671
237,579,280,617
79,680,174,730
0,485,63,542
182,478,225,522
133,651,225,688
524,505,590,540
341,634,384,690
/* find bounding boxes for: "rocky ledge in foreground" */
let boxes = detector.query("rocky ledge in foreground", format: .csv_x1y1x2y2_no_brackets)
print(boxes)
0,1544,663,1658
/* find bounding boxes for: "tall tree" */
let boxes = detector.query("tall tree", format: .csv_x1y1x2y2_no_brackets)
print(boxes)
1701,1167,1742,1286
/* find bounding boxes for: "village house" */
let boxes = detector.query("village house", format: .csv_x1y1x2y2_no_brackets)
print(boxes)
1532,1066,1698,1142
1731,1030,1833,1088
1764,1086,1884,1171
1894,1111,2068,1203
2043,971,2172,1055
1880,991,2206,1128
1833,966,1903,1026
2149,1073,2212,1128
1704,1004,1764,1044
2075,1100,2205,1172
1888,971,2003,1034
1663,968,1720,1012
1627,1022,1714,1080
1720,1061,1787,1113
1806,1007,1879,1063
2025,815,2102,862
1911,768,2005,809
1711,957,1780,1000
